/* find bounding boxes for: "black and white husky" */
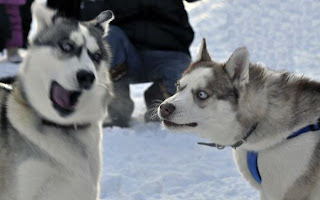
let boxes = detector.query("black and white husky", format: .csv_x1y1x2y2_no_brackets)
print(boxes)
0,1,113,199
159,39,320,200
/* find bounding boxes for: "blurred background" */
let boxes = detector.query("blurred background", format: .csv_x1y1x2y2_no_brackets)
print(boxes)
1,0,320,199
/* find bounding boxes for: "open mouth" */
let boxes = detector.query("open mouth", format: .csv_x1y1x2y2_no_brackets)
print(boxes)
162,120,198,128
50,81,81,116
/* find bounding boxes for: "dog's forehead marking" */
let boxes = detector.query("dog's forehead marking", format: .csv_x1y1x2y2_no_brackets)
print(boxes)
79,24,99,52
180,67,214,89
70,31,84,46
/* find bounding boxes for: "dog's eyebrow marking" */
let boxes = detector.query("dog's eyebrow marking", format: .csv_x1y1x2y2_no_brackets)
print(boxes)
176,82,187,92
74,35,87,58
70,31,84,46
180,85,187,91
86,37,99,52
80,24,99,53
69,29,89,58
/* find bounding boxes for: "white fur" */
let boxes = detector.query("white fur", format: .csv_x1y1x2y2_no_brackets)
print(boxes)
30,0,56,43
159,41,320,199
20,43,109,125
235,133,319,200
25,1,110,126
7,94,102,200
225,47,250,87
162,67,243,145
160,65,320,199
1,2,113,199
79,24,100,52
195,39,206,61
96,11,114,37
180,67,213,89
70,31,85,47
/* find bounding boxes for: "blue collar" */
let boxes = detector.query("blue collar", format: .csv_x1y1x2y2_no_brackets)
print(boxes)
247,121,320,184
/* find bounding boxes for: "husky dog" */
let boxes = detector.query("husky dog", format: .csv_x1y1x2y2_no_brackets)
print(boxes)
0,1,114,200
158,39,320,200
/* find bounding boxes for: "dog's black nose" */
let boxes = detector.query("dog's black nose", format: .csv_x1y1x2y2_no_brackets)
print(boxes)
160,103,175,118
77,70,95,90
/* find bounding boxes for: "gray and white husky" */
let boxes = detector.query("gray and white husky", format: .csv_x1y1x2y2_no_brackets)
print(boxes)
0,1,114,199
158,39,320,200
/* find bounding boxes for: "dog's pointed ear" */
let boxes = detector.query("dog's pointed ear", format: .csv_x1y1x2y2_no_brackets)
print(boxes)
31,0,56,35
225,47,250,88
89,10,114,37
196,38,212,62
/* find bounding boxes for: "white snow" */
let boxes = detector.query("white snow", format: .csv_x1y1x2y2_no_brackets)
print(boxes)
1,0,320,199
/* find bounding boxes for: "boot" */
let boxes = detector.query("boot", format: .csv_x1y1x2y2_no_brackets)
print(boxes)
144,81,170,123
103,63,134,128
0,76,16,84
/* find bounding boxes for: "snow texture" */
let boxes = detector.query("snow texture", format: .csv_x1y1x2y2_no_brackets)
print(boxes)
1,0,320,199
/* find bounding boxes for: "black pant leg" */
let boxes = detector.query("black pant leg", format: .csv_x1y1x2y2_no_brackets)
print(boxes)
19,0,33,48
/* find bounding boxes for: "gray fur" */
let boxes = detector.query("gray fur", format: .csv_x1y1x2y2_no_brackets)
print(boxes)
0,86,91,198
159,40,320,199
183,57,320,142
284,138,320,200
0,1,113,199
33,19,110,69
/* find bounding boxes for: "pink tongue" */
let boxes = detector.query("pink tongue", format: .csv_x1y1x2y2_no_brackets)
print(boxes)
52,84,72,109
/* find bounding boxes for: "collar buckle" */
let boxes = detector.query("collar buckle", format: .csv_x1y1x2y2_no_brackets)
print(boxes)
216,145,225,150
198,122,258,150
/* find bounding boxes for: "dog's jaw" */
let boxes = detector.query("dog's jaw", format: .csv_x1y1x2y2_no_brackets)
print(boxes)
50,81,82,117
162,120,198,129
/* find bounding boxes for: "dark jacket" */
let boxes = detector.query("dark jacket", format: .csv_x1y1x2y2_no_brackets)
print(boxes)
0,5,11,51
80,0,195,55
47,0,80,19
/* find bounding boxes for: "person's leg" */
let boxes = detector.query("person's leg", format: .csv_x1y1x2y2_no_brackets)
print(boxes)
5,4,23,63
20,0,33,48
0,5,11,52
103,26,142,127
141,50,191,122
106,26,144,81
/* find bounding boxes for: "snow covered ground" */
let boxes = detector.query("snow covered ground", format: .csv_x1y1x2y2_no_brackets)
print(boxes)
1,0,320,199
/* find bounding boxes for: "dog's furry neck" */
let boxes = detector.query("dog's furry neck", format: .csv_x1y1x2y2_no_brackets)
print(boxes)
240,64,320,151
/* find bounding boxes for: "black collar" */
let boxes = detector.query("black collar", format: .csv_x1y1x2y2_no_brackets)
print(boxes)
41,119,91,130
198,123,258,149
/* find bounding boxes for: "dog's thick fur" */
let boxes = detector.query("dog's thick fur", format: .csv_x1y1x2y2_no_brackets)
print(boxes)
158,39,320,200
0,1,114,200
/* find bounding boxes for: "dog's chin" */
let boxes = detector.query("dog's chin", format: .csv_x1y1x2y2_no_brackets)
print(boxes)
50,81,81,117
161,120,198,129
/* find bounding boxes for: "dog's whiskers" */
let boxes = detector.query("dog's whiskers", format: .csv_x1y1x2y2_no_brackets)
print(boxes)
98,82,109,89
152,99,164,104
147,100,163,120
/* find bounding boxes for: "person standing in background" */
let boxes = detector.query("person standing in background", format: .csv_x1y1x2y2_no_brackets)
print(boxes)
20,0,33,48
0,4,10,53
0,0,25,63
47,0,80,19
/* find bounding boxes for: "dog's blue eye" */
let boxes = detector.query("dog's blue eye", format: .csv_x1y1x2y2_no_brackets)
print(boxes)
197,91,209,100
59,41,74,53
